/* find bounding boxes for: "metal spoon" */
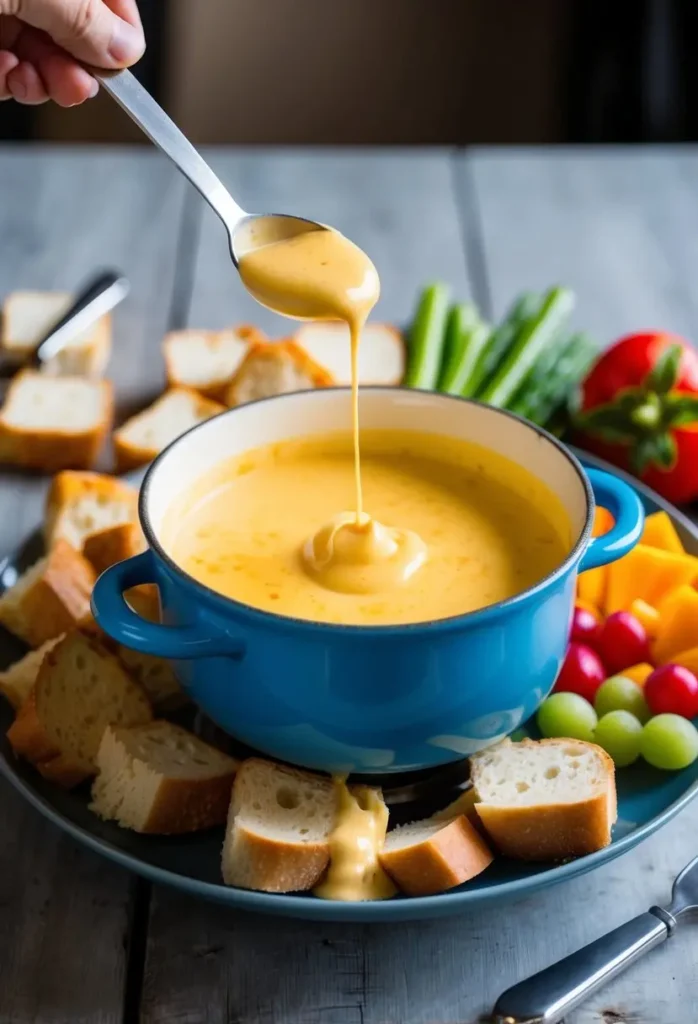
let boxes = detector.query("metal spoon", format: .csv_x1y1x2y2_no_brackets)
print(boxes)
491,854,698,1024
93,69,323,265
0,269,129,378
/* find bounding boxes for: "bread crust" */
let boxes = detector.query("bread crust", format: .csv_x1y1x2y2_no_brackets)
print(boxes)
0,539,96,647
225,340,334,407
471,738,617,861
379,815,493,896
44,470,138,548
0,371,112,472
83,522,145,574
163,325,264,401
223,822,330,892
113,388,225,472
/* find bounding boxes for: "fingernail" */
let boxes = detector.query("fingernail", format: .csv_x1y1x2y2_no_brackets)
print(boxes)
88,78,99,99
108,20,145,64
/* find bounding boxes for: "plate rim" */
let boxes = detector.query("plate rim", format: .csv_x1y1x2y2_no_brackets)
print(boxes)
1,446,697,922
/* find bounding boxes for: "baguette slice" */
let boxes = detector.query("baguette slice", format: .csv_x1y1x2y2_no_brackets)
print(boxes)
91,721,238,833
0,370,112,471
114,388,225,472
8,631,152,782
379,814,493,896
116,645,185,710
0,637,63,709
2,291,111,377
163,326,262,401
225,340,334,407
83,522,146,574
222,758,337,891
470,738,617,861
0,539,96,647
293,322,405,385
45,470,139,550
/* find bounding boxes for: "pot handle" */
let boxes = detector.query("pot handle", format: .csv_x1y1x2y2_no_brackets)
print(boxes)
91,550,244,660
579,468,645,573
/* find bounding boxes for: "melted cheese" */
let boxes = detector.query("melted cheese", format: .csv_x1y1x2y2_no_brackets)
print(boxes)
238,226,427,596
314,778,396,902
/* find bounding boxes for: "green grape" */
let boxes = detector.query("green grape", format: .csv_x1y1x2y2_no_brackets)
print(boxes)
641,714,698,771
536,692,597,742
594,676,650,723
594,710,643,767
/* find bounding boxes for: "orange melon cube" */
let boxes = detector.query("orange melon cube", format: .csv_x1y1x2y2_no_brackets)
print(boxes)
578,507,615,611
622,663,654,687
641,511,684,555
653,585,698,664
671,646,698,678
605,545,698,616
629,598,660,638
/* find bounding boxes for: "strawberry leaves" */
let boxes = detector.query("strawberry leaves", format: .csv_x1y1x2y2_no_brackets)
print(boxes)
573,343,697,474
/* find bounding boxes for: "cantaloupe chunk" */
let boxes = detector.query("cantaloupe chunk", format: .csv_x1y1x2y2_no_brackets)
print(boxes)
623,663,654,686
641,511,685,555
605,545,698,616
578,507,615,610
653,585,698,664
672,646,698,678
629,598,660,638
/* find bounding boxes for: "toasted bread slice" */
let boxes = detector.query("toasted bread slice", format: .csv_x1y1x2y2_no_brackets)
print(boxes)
0,637,63,709
83,522,146,574
8,631,152,782
1,291,111,377
0,370,112,471
225,340,334,407
293,322,405,386
0,539,95,647
222,758,337,891
90,720,238,833
7,690,91,788
470,738,617,861
379,814,493,896
114,388,225,472
45,470,139,550
432,786,483,831
116,645,185,710
163,326,262,401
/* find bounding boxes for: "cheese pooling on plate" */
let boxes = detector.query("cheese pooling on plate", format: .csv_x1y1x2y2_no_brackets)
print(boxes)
238,225,429,596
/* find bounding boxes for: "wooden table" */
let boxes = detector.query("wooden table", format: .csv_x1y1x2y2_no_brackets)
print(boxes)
0,145,696,1024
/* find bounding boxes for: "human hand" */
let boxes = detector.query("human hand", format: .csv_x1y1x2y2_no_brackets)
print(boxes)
0,0,144,106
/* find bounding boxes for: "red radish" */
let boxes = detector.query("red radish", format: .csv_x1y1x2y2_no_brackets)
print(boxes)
571,605,602,647
554,642,606,702
596,611,650,674
644,665,698,720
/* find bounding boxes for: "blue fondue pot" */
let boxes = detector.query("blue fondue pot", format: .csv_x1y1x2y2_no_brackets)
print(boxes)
92,388,644,774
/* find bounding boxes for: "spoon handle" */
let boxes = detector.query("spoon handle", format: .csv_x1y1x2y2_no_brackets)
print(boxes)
94,69,246,230
491,909,672,1024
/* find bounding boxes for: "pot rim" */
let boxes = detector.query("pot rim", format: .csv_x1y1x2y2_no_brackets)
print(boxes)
139,386,594,637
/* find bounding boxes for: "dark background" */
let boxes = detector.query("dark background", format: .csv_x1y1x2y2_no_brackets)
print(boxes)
1,0,697,145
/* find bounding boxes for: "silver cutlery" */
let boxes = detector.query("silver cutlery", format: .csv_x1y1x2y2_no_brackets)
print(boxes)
93,69,324,267
0,269,129,378
492,854,698,1023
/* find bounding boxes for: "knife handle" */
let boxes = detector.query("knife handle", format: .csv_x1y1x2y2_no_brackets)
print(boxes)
34,270,129,366
492,908,674,1024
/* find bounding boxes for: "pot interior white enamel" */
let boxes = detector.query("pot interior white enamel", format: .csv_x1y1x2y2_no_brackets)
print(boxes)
144,388,590,565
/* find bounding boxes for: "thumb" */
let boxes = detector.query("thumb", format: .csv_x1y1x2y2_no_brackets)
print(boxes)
13,0,145,68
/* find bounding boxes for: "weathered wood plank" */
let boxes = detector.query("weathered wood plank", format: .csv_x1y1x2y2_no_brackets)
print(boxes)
461,145,698,1024
462,146,698,342
0,145,188,1024
140,811,695,1024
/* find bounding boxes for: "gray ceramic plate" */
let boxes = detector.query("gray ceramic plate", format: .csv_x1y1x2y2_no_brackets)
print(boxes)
1,450,697,922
